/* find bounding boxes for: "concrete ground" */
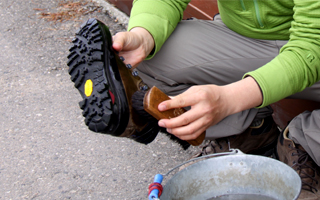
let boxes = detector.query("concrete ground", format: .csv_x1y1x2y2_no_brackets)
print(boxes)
0,0,199,199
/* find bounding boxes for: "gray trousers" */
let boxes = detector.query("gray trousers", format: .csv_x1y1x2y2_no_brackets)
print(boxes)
137,16,320,164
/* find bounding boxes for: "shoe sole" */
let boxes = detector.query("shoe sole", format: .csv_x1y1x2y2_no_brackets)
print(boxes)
67,18,129,136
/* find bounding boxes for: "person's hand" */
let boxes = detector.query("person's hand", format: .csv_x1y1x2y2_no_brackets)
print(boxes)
157,77,263,141
112,27,154,68
158,85,229,141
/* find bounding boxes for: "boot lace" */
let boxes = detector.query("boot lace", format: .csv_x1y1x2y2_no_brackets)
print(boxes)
289,144,319,193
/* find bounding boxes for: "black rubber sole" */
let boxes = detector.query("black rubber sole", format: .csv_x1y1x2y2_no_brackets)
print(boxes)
67,18,129,135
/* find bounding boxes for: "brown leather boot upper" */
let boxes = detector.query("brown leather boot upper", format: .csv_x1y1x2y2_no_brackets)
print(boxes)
116,55,150,137
196,116,280,157
277,127,320,200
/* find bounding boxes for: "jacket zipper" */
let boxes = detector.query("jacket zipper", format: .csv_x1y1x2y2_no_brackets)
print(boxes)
253,0,264,28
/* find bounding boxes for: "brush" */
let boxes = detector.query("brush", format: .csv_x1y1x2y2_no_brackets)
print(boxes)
132,86,206,149
132,90,191,150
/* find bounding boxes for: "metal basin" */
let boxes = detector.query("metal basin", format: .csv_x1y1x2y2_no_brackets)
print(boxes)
160,151,301,200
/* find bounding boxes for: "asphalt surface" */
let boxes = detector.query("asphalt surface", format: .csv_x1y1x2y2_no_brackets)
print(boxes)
0,0,199,199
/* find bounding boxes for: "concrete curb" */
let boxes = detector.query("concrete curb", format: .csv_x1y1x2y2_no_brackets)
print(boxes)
91,0,129,29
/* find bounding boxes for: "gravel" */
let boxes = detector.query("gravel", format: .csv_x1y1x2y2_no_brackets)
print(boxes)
0,0,200,199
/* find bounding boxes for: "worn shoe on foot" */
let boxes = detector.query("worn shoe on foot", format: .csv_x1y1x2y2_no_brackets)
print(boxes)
67,18,158,144
194,116,280,157
276,127,320,200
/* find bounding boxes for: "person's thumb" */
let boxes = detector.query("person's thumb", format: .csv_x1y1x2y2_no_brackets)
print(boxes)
112,32,127,52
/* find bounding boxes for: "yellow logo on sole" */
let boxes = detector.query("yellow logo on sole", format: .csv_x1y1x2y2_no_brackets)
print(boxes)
84,79,93,97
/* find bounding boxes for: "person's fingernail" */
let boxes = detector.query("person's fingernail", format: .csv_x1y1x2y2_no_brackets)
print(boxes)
119,56,125,61
159,104,166,111
158,121,165,127
167,128,172,134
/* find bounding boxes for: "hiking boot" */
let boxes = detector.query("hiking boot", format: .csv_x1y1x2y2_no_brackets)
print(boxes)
67,18,158,144
276,127,320,199
194,116,280,157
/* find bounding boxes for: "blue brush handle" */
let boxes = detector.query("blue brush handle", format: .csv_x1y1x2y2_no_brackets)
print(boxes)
148,174,163,200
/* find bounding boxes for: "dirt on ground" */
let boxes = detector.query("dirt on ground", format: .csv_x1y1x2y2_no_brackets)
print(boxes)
0,0,198,199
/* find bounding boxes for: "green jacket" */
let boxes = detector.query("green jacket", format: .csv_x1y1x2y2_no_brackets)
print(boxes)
128,0,320,107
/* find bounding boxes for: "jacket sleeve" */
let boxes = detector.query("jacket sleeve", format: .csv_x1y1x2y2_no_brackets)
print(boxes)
244,0,320,108
127,0,190,59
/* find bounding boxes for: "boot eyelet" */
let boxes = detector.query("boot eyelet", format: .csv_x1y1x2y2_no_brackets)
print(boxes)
126,64,132,69
132,70,139,76
140,85,149,91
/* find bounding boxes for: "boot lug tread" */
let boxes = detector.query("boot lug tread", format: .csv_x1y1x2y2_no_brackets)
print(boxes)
67,19,118,133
